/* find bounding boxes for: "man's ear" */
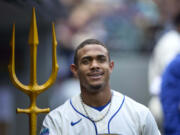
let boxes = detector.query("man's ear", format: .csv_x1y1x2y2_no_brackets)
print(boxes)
109,61,114,73
70,64,78,78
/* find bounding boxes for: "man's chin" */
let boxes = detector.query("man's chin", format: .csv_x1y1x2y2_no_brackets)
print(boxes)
88,82,106,92
90,84,102,90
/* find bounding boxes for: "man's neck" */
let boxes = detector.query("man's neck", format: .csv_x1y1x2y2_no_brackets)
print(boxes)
81,87,112,107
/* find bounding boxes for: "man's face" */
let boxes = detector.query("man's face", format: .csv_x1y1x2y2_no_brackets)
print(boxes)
71,44,114,92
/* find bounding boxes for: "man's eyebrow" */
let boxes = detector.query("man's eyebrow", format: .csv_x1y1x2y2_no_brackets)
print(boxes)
81,56,92,60
97,54,106,58
81,55,106,60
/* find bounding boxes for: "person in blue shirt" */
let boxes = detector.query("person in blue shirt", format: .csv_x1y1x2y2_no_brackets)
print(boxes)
160,54,180,135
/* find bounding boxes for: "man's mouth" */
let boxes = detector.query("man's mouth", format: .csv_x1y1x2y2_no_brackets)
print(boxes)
87,72,104,79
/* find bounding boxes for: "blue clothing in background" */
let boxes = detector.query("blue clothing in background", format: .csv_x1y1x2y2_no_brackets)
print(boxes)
160,54,180,135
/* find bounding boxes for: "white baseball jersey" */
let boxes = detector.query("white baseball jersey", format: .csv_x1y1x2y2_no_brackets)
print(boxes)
40,90,160,135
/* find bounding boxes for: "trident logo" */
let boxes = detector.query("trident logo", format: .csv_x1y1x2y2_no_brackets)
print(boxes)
8,8,59,135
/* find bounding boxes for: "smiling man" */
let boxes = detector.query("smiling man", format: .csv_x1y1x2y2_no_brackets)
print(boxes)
40,39,161,135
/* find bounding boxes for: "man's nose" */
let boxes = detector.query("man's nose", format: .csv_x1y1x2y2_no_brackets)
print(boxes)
90,60,99,69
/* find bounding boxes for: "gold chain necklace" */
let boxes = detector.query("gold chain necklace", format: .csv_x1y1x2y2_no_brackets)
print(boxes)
80,94,112,123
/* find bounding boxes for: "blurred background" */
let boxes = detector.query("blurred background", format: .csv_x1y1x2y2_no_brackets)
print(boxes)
0,0,180,135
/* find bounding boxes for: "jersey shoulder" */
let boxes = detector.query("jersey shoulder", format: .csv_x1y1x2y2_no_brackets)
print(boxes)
113,90,150,115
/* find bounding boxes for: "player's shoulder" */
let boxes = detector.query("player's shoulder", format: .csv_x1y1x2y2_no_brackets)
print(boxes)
112,90,149,114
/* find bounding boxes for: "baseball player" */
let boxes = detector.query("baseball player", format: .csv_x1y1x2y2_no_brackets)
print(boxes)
40,39,161,135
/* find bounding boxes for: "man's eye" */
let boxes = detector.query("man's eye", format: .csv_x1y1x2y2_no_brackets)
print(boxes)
81,59,89,64
98,57,106,63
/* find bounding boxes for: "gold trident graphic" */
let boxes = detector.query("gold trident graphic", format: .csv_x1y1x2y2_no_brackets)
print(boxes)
8,8,59,135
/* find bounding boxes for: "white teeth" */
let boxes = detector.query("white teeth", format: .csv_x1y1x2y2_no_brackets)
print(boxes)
88,72,104,78
93,74,100,76
90,74,101,76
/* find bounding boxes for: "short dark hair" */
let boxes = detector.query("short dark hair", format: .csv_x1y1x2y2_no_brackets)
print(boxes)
74,39,110,65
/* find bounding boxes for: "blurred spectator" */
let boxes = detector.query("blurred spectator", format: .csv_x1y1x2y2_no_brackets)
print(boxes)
148,1,180,132
160,54,180,135
149,13,180,96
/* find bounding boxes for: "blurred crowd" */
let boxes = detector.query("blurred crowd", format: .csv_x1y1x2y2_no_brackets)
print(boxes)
55,0,159,52
53,0,160,89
